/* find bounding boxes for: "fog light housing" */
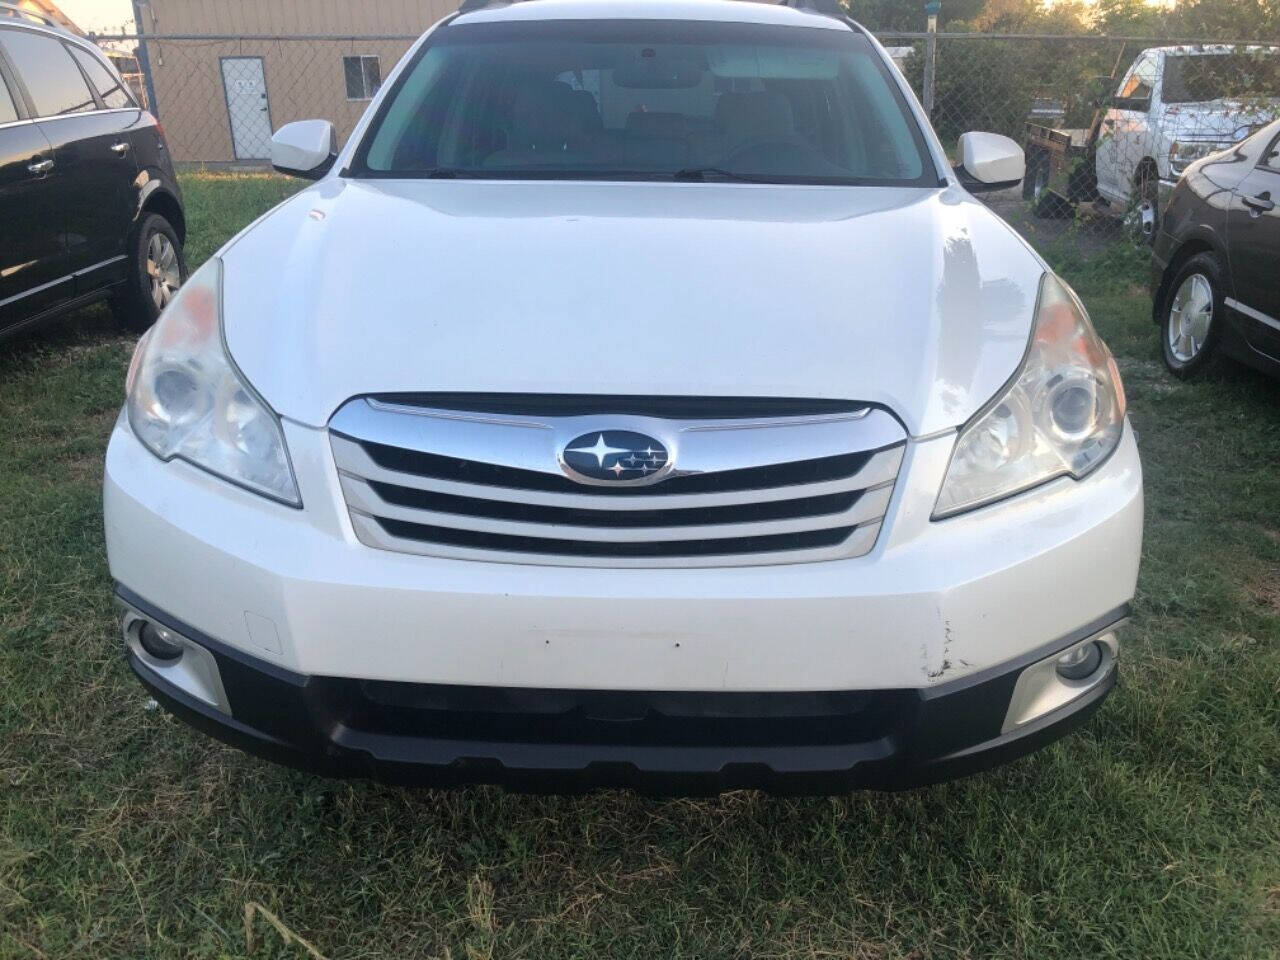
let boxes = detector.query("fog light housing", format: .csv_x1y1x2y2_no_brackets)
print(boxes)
1002,629,1120,733
119,604,231,714
1056,641,1102,680
138,621,184,661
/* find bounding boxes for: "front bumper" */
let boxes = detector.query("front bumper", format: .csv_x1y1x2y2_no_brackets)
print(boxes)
105,416,1142,692
105,412,1142,791
120,586,1124,794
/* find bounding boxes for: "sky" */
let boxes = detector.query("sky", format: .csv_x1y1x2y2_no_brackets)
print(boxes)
56,0,135,34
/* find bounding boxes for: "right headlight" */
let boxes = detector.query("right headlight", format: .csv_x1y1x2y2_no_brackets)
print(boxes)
934,273,1126,519
125,257,301,506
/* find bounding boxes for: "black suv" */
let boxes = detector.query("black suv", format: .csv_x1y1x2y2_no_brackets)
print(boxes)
0,6,185,339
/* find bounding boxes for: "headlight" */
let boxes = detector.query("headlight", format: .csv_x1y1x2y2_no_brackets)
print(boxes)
1168,140,1230,176
125,258,301,506
934,273,1125,519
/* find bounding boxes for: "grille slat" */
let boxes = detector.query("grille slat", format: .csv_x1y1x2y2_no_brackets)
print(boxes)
329,398,905,568
341,432,876,496
366,393,868,420
357,514,882,560
366,480,861,527
343,478,893,543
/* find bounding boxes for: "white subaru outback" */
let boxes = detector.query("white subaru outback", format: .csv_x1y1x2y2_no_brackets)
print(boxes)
105,0,1142,794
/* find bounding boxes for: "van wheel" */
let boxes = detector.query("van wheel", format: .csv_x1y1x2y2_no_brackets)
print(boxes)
110,213,187,333
1160,252,1222,378
1127,169,1160,245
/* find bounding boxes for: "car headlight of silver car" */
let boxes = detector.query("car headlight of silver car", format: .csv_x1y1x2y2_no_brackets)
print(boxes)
1168,139,1232,176
934,273,1126,519
125,257,301,506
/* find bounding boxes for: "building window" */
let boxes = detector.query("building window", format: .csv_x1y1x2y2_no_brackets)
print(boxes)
343,55,381,101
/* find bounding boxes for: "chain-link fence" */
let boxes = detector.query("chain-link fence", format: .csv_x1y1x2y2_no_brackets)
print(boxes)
882,33,1278,234
92,29,1278,229
91,35,419,166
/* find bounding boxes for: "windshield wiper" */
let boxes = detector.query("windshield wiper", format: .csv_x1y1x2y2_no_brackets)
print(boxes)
422,168,635,181
671,167,777,183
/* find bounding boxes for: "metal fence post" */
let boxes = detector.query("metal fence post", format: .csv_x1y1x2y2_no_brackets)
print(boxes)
923,0,940,117
130,0,160,116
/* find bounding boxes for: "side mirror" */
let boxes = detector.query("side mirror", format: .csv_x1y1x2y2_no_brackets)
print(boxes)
954,131,1025,193
271,119,337,180
1112,95,1150,113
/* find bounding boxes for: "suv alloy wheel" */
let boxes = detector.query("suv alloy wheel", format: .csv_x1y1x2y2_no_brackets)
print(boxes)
111,212,187,333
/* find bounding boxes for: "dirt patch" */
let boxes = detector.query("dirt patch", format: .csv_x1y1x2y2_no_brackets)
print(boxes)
1251,566,1280,614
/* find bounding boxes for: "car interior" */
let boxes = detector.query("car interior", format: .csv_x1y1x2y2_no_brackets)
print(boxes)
363,36,927,182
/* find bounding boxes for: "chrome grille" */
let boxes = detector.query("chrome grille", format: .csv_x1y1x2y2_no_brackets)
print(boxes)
329,397,906,568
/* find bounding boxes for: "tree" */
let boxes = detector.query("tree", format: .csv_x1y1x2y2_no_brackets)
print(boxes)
1093,0,1168,35
846,0,987,31
1169,0,1279,37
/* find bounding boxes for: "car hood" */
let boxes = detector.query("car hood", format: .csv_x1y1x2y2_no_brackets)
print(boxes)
1162,100,1279,139
221,178,1045,435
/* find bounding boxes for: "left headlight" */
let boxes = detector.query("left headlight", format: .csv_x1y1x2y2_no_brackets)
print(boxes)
125,257,301,506
934,273,1125,519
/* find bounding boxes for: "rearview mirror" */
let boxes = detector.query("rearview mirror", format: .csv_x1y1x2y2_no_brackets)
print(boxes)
613,59,704,89
954,131,1025,193
271,119,337,180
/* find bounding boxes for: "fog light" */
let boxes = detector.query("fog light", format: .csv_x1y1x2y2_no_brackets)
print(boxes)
1003,630,1119,732
1056,641,1102,681
138,621,184,661
119,605,231,713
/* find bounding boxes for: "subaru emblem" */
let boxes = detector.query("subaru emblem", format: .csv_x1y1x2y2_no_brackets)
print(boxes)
560,431,672,486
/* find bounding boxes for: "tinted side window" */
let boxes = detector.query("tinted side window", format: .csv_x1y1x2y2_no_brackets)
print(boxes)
1118,56,1156,101
0,73,17,124
0,29,95,117
1262,133,1280,173
69,44,134,109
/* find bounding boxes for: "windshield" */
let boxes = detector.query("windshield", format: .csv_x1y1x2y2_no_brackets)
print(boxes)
353,19,936,185
1163,51,1279,104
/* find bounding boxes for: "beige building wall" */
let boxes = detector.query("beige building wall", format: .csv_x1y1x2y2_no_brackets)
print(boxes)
141,0,457,162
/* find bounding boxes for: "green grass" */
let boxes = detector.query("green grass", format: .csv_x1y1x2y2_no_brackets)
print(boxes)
1,173,1278,959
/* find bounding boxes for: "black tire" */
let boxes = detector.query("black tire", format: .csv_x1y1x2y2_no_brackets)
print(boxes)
110,212,187,333
1159,251,1224,379
1035,189,1074,219
1024,153,1073,218
1021,150,1046,200
1065,159,1098,203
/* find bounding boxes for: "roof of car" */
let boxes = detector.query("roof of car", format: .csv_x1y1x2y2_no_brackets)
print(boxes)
1147,43,1278,57
0,11,114,60
454,0,854,31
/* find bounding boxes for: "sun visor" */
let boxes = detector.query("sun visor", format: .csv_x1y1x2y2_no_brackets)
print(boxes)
707,46,839,80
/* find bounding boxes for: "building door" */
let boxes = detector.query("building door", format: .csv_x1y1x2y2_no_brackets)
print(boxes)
220,56,272,160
